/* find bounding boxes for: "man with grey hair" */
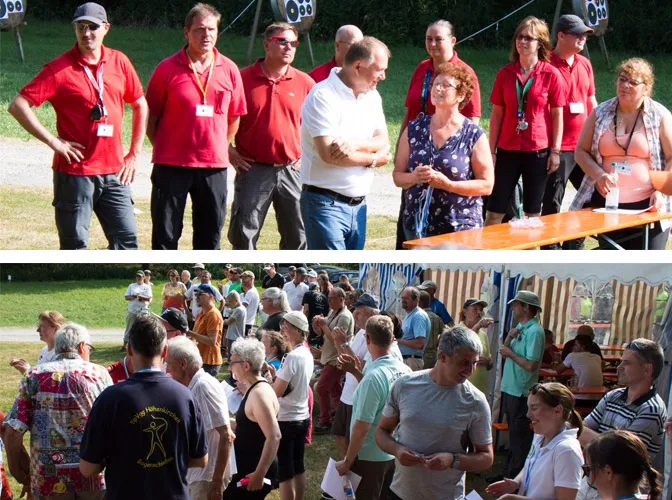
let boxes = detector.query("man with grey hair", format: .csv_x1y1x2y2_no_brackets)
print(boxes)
186,271,224,323
4,323,112,499
375,326,493,500
240,270,259,334
261,287,290,330
335,315,410,498
308,25,364,83
300,36,393,249
575,338,667,500
166,336,234,500
399,286,430,371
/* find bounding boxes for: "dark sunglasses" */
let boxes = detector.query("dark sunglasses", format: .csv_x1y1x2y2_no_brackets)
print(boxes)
86,343,96,353
75,22,102,32
516,35,537,43
269,36,299,48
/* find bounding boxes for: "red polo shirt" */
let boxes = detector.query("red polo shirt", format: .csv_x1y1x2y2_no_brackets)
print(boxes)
20,44,144,176
235,58,315,165
146,47,247,169
403,51,481,128
308,56,337,83
550,51,595,151
489,60,567,152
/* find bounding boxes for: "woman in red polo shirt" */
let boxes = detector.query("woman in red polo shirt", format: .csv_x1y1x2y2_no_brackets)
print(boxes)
485,16,566,226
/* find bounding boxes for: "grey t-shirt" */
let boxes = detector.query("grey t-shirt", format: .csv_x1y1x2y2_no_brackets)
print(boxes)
382,371,492,500
225,305,247,341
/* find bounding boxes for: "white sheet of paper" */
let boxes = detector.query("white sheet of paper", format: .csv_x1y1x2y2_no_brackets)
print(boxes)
593,207,652,215
320,458,362,500
466,490,484,500
220,380,244,414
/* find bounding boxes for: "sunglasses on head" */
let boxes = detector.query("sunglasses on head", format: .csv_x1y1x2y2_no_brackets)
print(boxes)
269,36,299,48
75,22,102,32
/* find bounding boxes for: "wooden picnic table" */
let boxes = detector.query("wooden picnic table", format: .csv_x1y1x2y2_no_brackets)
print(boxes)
539,368,618,383
603,354,621,362
403,208,672,250
569,386,610,396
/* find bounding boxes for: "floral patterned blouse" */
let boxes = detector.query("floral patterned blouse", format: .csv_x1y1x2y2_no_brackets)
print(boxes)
403,114,486,235
4,353,113,497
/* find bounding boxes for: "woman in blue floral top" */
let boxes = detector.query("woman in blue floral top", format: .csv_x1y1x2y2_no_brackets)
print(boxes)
394,63,494,242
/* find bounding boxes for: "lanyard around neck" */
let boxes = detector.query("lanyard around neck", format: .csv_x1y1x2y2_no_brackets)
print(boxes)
613,103,643,157
420,69,432,114
516,76,534,115
83,63,106,115
186,50,215,105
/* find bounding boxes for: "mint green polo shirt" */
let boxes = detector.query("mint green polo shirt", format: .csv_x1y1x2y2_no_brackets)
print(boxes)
351,355,411,462
500,318,545,397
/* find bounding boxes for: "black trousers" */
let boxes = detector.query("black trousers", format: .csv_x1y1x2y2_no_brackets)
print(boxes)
151,164,228,250
501,391,533,478
541,151,586,250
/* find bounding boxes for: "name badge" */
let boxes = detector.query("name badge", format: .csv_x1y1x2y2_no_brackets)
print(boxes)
612,161,633,175
97,124,114,137
196,105,214,117
569,102,585,114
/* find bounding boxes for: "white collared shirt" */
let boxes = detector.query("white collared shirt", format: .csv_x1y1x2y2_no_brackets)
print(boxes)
300,67,387,198
519,428,583,499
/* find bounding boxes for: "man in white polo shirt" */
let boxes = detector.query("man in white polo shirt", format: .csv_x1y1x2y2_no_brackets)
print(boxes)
300,36,393,250
283,267,309,311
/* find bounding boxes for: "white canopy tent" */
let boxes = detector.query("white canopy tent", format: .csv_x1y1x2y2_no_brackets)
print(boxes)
359,263,672,495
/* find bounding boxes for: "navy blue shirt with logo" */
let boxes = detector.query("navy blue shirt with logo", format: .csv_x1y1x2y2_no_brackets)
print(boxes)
80,370,207,499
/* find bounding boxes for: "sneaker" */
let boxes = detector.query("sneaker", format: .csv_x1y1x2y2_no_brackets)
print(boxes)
313,423,332,435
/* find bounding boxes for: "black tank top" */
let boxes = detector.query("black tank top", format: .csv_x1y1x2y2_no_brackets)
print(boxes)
233,379,278,480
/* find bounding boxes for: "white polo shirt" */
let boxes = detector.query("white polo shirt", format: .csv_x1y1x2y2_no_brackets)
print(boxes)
519,428,583,499
300,67,387,198
283,280,309,311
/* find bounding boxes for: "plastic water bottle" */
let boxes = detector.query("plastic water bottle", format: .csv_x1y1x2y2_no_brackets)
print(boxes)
342,475,356,499
605,171,619,211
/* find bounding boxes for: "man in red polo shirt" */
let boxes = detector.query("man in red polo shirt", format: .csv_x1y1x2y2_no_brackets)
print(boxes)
542,15,597,249
7,2,147,250
308,25,363,84
227,23,315,250
146,3,247,250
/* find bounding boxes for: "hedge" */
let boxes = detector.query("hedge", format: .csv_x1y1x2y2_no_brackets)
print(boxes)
20,0,672,53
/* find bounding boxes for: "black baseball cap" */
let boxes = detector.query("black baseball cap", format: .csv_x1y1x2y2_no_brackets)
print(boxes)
555,14,593,36
353,293,379,309
160,308,188,334
73,2,108,24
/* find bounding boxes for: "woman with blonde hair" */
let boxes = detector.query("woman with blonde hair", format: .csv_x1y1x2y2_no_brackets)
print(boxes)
486,16,566,226
10,311,66,374
583,430,662,500
487,382,584,499
572,57,672,249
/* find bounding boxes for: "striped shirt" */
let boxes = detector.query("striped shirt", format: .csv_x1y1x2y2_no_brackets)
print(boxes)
570,96,671,230
584,387,667,460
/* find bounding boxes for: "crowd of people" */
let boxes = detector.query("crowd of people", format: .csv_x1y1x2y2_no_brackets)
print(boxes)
1,269,670,500
8,2,672,250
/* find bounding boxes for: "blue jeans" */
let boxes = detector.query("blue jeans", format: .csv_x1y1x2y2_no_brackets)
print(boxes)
300,190,367,250
52,171,138,250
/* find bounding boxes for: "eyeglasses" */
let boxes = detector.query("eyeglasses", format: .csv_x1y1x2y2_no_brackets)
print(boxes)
516,35,537,43
269,36,299,48
617,75,644,88
86,343,96,353
581,465,592,477
432,81,458,91
75,22,102,32
229,360,245,366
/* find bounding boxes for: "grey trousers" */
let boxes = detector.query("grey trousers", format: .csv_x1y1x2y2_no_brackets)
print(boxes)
124,310,148,343
53,170,138,250
228,162,306,250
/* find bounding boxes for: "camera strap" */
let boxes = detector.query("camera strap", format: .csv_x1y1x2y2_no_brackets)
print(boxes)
83,63,107,117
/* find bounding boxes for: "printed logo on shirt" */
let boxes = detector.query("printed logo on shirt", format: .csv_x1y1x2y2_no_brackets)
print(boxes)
130,407,181,468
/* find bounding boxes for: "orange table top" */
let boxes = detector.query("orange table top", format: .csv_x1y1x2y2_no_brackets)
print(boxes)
403,208,672,250
539,368,618,382
570,386,610,396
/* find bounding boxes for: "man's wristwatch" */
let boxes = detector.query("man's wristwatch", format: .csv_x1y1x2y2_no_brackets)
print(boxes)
341,342,350,350
451,453,460,469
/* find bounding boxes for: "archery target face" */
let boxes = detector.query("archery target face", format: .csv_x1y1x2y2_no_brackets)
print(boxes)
285,0,312,24
0,0,7,19
585,0,608,26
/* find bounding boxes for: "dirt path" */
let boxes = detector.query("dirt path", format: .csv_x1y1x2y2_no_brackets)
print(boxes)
0,137,403,216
